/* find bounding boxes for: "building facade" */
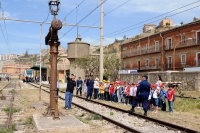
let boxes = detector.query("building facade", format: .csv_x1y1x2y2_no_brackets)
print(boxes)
121,20,200,72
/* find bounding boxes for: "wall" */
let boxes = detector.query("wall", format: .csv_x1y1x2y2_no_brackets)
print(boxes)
119,71,200,91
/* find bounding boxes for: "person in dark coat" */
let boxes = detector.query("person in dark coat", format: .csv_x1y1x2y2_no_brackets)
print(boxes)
128,75,150,116
86,75,94,100
65,74,76,109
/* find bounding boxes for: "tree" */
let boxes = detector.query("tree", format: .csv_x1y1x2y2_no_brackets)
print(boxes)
166,22,170,27
193,17,198,21
24,49,29,57
103,53,121,81
71,53,121,80
180,21,183,25
71,55,99,76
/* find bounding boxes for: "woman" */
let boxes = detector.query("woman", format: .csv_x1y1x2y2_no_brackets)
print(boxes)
94,77,100,100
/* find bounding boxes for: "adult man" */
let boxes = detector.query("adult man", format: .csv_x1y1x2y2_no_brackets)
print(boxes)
76,77,83,96
86,75,94,100
65,74,76,109
128,75,150,116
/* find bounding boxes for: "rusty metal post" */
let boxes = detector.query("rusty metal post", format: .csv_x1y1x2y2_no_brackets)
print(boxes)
49,42,59,112
45,17,62,118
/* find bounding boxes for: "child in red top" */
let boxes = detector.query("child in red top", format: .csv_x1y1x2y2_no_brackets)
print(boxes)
109,82,115,102
167,84,175,113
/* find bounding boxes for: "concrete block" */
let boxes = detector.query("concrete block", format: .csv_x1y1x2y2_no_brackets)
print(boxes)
33,114,90,133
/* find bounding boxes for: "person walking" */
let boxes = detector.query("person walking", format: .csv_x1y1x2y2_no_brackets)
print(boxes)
128,75,150,116
65,74,76,110
76,77,83,96
86,75,94,100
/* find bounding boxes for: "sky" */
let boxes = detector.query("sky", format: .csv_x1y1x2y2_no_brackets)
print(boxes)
0,0,200,55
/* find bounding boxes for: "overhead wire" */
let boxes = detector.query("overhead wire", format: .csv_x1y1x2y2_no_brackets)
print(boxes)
62,0,86,23
90,0,200,45
81,0,130,36
60,0,108,40
104,0,200,37
0,2,11,53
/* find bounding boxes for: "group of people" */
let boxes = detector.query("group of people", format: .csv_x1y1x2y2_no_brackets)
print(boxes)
64,74,175,116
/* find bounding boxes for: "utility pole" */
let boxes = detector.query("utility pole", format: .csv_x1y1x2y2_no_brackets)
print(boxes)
100,0,104,81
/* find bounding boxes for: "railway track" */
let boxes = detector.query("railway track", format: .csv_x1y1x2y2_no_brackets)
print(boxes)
0,81,16,129
29,82,198,133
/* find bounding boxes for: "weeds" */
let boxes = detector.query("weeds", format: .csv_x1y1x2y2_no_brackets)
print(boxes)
110,112,114,116
24,116,34,128
85,114,102,121
2,107,21,115
9,89,15,94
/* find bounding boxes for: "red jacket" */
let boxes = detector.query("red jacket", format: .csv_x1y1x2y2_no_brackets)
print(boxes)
109,85,114,94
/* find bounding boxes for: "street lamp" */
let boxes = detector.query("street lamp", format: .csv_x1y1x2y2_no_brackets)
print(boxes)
49,0,61,15
173,38,192,70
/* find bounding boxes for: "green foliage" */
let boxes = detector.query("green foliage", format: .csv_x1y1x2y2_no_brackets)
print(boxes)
85,114,102,121
193,17,198,21
24,116,33,125
0,127,13,133
9,89,15,94
104,53,121,81
174,98,200,113
110,112,114,116
2,107,21,115
24,49,29,57
180,21,183,25
166,22,170,27
72,55,99,76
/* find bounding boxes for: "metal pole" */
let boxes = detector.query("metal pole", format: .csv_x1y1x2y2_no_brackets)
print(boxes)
100,0,104,81
39,24,42,101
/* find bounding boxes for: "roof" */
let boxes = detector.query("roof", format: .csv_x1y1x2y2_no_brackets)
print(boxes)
31,66,47,70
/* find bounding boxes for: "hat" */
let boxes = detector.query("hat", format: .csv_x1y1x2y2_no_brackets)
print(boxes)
150,84,156,88
142,75,148,79
71,74,76,77
160,84,165,87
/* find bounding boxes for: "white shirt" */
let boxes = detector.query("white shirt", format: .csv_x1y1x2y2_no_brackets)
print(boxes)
153,88,160,98
155,80,162,89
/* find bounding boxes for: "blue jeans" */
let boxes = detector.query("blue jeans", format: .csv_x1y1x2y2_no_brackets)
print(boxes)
65,91,73,109
168,101,174,112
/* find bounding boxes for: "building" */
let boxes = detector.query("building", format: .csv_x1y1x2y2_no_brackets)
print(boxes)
143,24,156,33
159,17,173,27
121,19,200,72
2,64,32,78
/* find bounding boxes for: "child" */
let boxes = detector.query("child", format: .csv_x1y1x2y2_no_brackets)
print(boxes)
109,82,115,102
152,84,160,113
99,82,105,100
167,84,175,113
159,84,167,111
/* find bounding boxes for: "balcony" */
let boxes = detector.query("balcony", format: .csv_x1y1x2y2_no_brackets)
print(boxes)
167,38,199,50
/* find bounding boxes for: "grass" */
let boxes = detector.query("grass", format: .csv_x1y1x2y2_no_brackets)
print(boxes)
110,112,114,116
2,107,21,115
9,89,15,94
0,124,16,133
85,114,102,121
171,97,200,113
23,116,34,128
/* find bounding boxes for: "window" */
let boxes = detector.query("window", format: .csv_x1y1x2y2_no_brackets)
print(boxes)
155,59,159,69
123,49,126,57
124,62,126,69
181,54,186,64
146,59,149,67
130,47,133,55
130,62,133,68
146,44,149,53
168,38,172,49
168,56,172,68
137,46,140,55
155,41,159,52
181,35,186,44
